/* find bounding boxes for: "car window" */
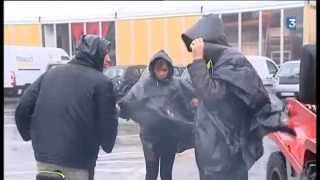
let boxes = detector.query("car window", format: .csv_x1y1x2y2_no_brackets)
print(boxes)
266,60,278,76
104,68,125,79
61,56,70,61
247,58,268,78
114,69,125,77
103,70,113,78
277,62,300,77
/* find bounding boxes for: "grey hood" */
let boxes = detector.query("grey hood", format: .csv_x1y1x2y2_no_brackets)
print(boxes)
148,49,174,82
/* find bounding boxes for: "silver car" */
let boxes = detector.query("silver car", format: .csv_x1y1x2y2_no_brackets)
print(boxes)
246,56,279,87
273,61,300,98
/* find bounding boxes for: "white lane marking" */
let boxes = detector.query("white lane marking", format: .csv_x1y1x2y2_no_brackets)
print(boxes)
4,124,16,128
98,151,142,156
5,161,35,168
95,168,135,173
4,141,31,146
5,170,36,176
96,160,144,165
117,134,139,138
4,116,15,119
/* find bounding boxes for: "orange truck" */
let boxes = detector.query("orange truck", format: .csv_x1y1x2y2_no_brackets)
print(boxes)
266,44,316,180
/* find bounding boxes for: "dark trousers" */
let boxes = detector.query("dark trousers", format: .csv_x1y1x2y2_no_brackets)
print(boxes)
140,135,176,180
88,168,94,180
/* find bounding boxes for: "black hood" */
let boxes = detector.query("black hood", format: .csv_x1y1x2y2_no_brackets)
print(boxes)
182,14,230,61
69,34,111,72
148,50,174,82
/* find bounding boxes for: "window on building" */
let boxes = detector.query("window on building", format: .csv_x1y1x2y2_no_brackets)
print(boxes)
71,23,84,56
56,23,70,55
283,7,304,62
241,11,259,55
221,13,239,48
86,22,99,36
102,21,116,65
262,10,281,64
42,24,55,47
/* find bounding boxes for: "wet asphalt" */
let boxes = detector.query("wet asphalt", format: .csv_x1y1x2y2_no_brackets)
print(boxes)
4,97,280,180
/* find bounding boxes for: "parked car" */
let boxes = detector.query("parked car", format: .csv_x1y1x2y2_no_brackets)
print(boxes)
273,60,300,98
246,56,279,86
103,65,147,94
104,65,146,79
104,65,129,80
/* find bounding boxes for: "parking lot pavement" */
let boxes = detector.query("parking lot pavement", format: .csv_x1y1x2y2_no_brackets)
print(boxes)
4,97,279,180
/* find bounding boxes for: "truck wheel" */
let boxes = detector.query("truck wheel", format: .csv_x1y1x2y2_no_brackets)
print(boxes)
267,152,288,180
299,44,315,104
301,163,316,180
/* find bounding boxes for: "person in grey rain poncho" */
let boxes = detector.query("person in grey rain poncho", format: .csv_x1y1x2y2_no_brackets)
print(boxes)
181,14,296,180
118,50,195,180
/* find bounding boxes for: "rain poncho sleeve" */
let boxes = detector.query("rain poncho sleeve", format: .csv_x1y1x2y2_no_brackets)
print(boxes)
15,73,45,141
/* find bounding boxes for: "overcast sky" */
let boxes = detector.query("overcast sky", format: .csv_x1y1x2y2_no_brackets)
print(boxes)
4,1,305,22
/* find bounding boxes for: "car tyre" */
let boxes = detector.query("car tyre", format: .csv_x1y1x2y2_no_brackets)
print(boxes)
267,152,288,180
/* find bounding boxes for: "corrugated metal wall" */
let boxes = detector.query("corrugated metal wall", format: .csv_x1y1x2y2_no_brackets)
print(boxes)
4,24,42,46
303,3,316,45
116,15,200,65
4,15,199,65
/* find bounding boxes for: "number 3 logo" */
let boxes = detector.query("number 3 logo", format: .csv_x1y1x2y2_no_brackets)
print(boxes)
287,17,297,30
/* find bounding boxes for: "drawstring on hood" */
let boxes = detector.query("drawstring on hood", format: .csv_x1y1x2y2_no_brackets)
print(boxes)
69,34,111,72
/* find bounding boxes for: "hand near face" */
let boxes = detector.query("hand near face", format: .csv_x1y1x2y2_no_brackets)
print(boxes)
190,38,204,61
104,54,112,68
191,98,200,108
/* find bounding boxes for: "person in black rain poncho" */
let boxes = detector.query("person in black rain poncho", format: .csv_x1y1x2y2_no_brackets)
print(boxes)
15,34,118,180
118,50,195,180
181,14,296,180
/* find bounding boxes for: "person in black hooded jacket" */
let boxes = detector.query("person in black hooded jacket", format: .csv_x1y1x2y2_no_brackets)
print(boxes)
118,50,195,180
181,14,295,180
15,34,118,180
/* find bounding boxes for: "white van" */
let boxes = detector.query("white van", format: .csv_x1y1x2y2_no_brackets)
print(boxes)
246,56,279,86
4,45,70,96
